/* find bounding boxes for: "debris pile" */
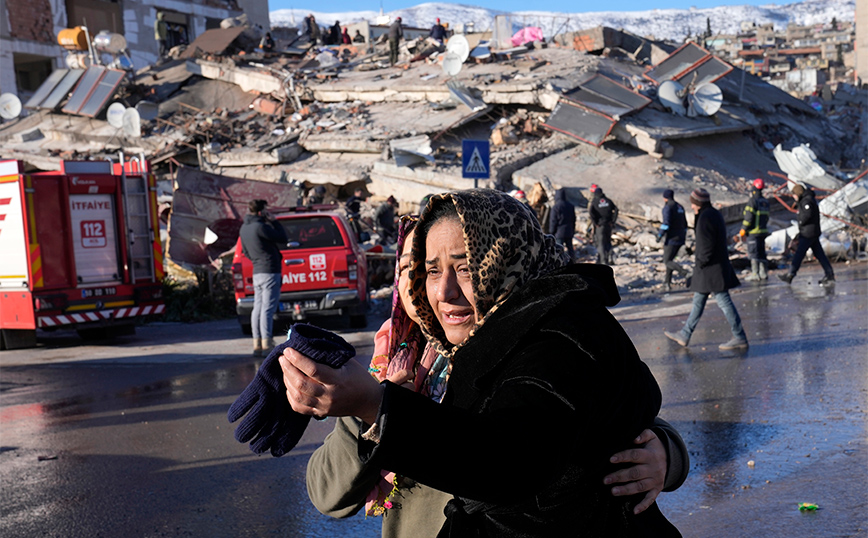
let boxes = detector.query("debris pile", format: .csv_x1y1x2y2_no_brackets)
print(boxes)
1,18,865,297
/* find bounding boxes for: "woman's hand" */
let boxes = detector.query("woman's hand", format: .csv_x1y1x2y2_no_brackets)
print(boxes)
280,348,384,425
603,429,667,515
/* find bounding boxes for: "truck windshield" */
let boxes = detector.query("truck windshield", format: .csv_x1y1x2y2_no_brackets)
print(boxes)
280,216,345,249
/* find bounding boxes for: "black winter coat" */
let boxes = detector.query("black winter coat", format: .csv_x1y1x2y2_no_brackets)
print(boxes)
661,199,687,246
239,214,289,274
590,191,618,227
548,189,576,240
689,204,739,294
797,188,821,239
363,264,680,537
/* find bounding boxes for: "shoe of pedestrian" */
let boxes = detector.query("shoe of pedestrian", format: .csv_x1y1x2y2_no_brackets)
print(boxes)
719,337,749,351
758,261,768,281
684,273,692,288
261,337,275,355
252,338,263,358
778,273,794,284
662,283,672,293
664,330,689,347
819,274,835,286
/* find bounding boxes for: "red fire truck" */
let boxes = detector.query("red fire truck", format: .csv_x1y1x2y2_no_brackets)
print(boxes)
0,156,165,349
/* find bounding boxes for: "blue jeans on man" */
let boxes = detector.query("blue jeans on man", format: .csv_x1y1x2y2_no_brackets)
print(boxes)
679,291,746,343
252,273,282,341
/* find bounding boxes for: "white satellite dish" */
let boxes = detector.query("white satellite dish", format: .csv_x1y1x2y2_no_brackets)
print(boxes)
0,93,23,120
658,80,686,116
446,34,470,63
442,52,463,77
106,102,126,128
690,82,723,116
122,107,141,138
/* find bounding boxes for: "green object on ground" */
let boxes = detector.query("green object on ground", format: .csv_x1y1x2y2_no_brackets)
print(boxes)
798,502,819,511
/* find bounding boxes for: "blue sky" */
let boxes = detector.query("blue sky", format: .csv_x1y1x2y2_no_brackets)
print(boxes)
269,0,788,15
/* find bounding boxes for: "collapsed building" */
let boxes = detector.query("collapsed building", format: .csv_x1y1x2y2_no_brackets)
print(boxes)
1,18,865,295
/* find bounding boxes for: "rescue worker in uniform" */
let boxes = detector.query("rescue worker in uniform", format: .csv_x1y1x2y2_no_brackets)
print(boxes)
658,189,690,292
738,178,770,282
778,183,835,286
239,199,289,358
429,18,447,44
589,184,618,265
388,17,403,66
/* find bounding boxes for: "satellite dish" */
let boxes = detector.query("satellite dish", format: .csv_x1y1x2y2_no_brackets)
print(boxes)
690,82,723,116
106,102,126,128
442,52,463,77
446,34,470,63
658,80,686,116
0,93,22,119
122,107,141,138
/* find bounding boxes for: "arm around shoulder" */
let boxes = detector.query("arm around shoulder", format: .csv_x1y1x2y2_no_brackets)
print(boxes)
306,416,382,518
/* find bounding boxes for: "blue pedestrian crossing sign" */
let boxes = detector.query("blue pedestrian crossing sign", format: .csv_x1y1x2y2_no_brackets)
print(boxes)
462,139,490,179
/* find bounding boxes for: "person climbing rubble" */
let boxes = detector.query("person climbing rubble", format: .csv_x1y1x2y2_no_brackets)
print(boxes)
737,178,770,282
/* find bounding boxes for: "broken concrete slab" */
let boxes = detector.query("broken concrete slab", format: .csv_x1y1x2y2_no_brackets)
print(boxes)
202,143,303,167
369,161,494,203
186,59,284,95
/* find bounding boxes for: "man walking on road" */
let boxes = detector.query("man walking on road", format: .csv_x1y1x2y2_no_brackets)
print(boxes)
658,189,690,291
389,17,403,66
738,178,770,282
549,188,576,261
589,184,618,264
665,188,749,351
778,183,835,286
239,199,288,357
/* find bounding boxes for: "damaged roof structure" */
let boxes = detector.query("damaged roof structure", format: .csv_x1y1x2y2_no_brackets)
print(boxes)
1,20,865,291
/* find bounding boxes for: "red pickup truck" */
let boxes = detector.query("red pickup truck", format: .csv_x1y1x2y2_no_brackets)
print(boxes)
231,208,368,333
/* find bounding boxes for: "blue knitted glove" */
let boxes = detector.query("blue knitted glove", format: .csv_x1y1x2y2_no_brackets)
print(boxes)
227,323,356,457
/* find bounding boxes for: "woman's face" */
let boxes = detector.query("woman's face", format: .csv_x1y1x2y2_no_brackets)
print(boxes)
425,218,477,345
397,229,420,325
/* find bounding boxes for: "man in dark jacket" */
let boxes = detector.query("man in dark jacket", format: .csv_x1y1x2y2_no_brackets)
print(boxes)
665,188,748,351
658,189,690,292
345,188,366,241
738,178,770,282
388,17,403,66
778,183,835,285
549,188,576,261
374,196,399,245
328,21,342,45
239,199,289,357
429,18,447,44
589,184,618,265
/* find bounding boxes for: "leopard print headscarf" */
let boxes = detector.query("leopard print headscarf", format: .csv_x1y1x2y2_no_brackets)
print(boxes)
408,189,570,358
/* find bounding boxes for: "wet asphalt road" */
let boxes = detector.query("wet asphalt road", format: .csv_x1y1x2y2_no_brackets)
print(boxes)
1,263,865,538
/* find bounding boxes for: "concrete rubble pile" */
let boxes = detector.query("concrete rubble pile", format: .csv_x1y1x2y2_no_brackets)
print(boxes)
1,19,865,297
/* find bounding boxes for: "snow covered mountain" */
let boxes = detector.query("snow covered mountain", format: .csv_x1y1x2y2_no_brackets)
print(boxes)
270,0,855,41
